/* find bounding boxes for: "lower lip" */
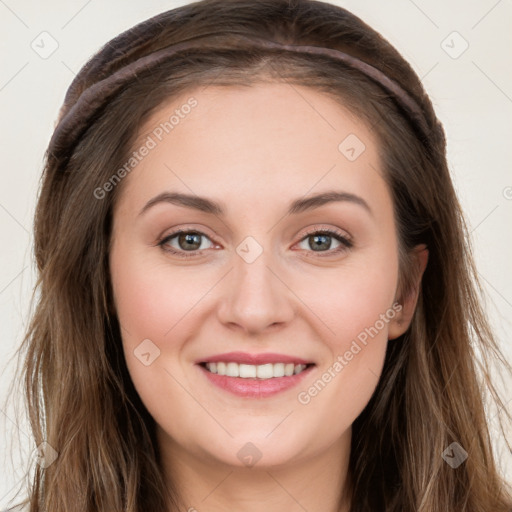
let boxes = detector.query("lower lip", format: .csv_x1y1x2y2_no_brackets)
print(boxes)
197,364,315,398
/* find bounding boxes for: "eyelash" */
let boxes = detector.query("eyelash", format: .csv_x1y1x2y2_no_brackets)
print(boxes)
157,227,353,259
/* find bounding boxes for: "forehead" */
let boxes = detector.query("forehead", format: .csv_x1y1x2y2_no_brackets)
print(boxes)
118,82,387,216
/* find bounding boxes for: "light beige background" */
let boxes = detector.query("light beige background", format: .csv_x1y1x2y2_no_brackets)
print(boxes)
1,0,511,506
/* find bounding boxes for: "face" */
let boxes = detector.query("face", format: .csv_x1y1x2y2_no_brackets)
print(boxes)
109,83,415,470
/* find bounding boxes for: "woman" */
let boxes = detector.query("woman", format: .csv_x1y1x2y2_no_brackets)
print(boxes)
9,0,512,510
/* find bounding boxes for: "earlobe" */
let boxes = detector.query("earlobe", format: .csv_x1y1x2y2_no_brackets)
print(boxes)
388,244,429,340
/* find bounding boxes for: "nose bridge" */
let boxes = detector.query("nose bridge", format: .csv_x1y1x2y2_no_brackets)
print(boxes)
216,235,295,333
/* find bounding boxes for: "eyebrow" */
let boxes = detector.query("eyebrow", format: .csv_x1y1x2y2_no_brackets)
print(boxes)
138,190,372,217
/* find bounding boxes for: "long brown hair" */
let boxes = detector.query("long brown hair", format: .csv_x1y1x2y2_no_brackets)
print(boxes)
9,0,512,510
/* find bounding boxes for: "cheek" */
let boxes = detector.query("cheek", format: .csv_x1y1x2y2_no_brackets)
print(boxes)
295,288,393,442
291,249,398,427
110,244,202,343
296,337,387,445
109,245,204,432
291,247,399,351
109,244,186,384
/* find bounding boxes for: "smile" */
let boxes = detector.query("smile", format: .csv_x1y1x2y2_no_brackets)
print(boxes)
197,355,315,398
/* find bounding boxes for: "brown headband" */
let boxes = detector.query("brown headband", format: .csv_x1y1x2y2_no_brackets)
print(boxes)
48,34,431,162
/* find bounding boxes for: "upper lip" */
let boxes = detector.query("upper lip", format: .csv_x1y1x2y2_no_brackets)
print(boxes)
197,351,314,365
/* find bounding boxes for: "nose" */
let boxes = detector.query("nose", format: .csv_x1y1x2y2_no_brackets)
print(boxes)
216,244,295,335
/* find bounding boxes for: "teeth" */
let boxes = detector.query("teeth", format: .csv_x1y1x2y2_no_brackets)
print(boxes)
240,364,257,378
205,362,308,379
273,363,285,377
226,362,239,377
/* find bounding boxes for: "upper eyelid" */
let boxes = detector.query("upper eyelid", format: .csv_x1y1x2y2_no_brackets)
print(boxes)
159,227,216,245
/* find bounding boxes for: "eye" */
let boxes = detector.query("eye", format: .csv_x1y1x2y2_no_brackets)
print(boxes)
157,227,353,259
158,229,215,258
295,227,353,257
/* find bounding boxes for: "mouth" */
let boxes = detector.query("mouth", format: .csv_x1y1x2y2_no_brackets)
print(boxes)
195,352,316,398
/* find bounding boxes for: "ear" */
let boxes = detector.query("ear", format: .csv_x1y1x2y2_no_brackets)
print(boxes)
388,244,429,340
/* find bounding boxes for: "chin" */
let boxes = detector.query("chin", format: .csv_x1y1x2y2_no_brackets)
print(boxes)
199,426,314,469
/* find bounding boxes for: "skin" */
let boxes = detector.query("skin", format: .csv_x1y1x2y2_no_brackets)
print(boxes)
109,83,428,512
